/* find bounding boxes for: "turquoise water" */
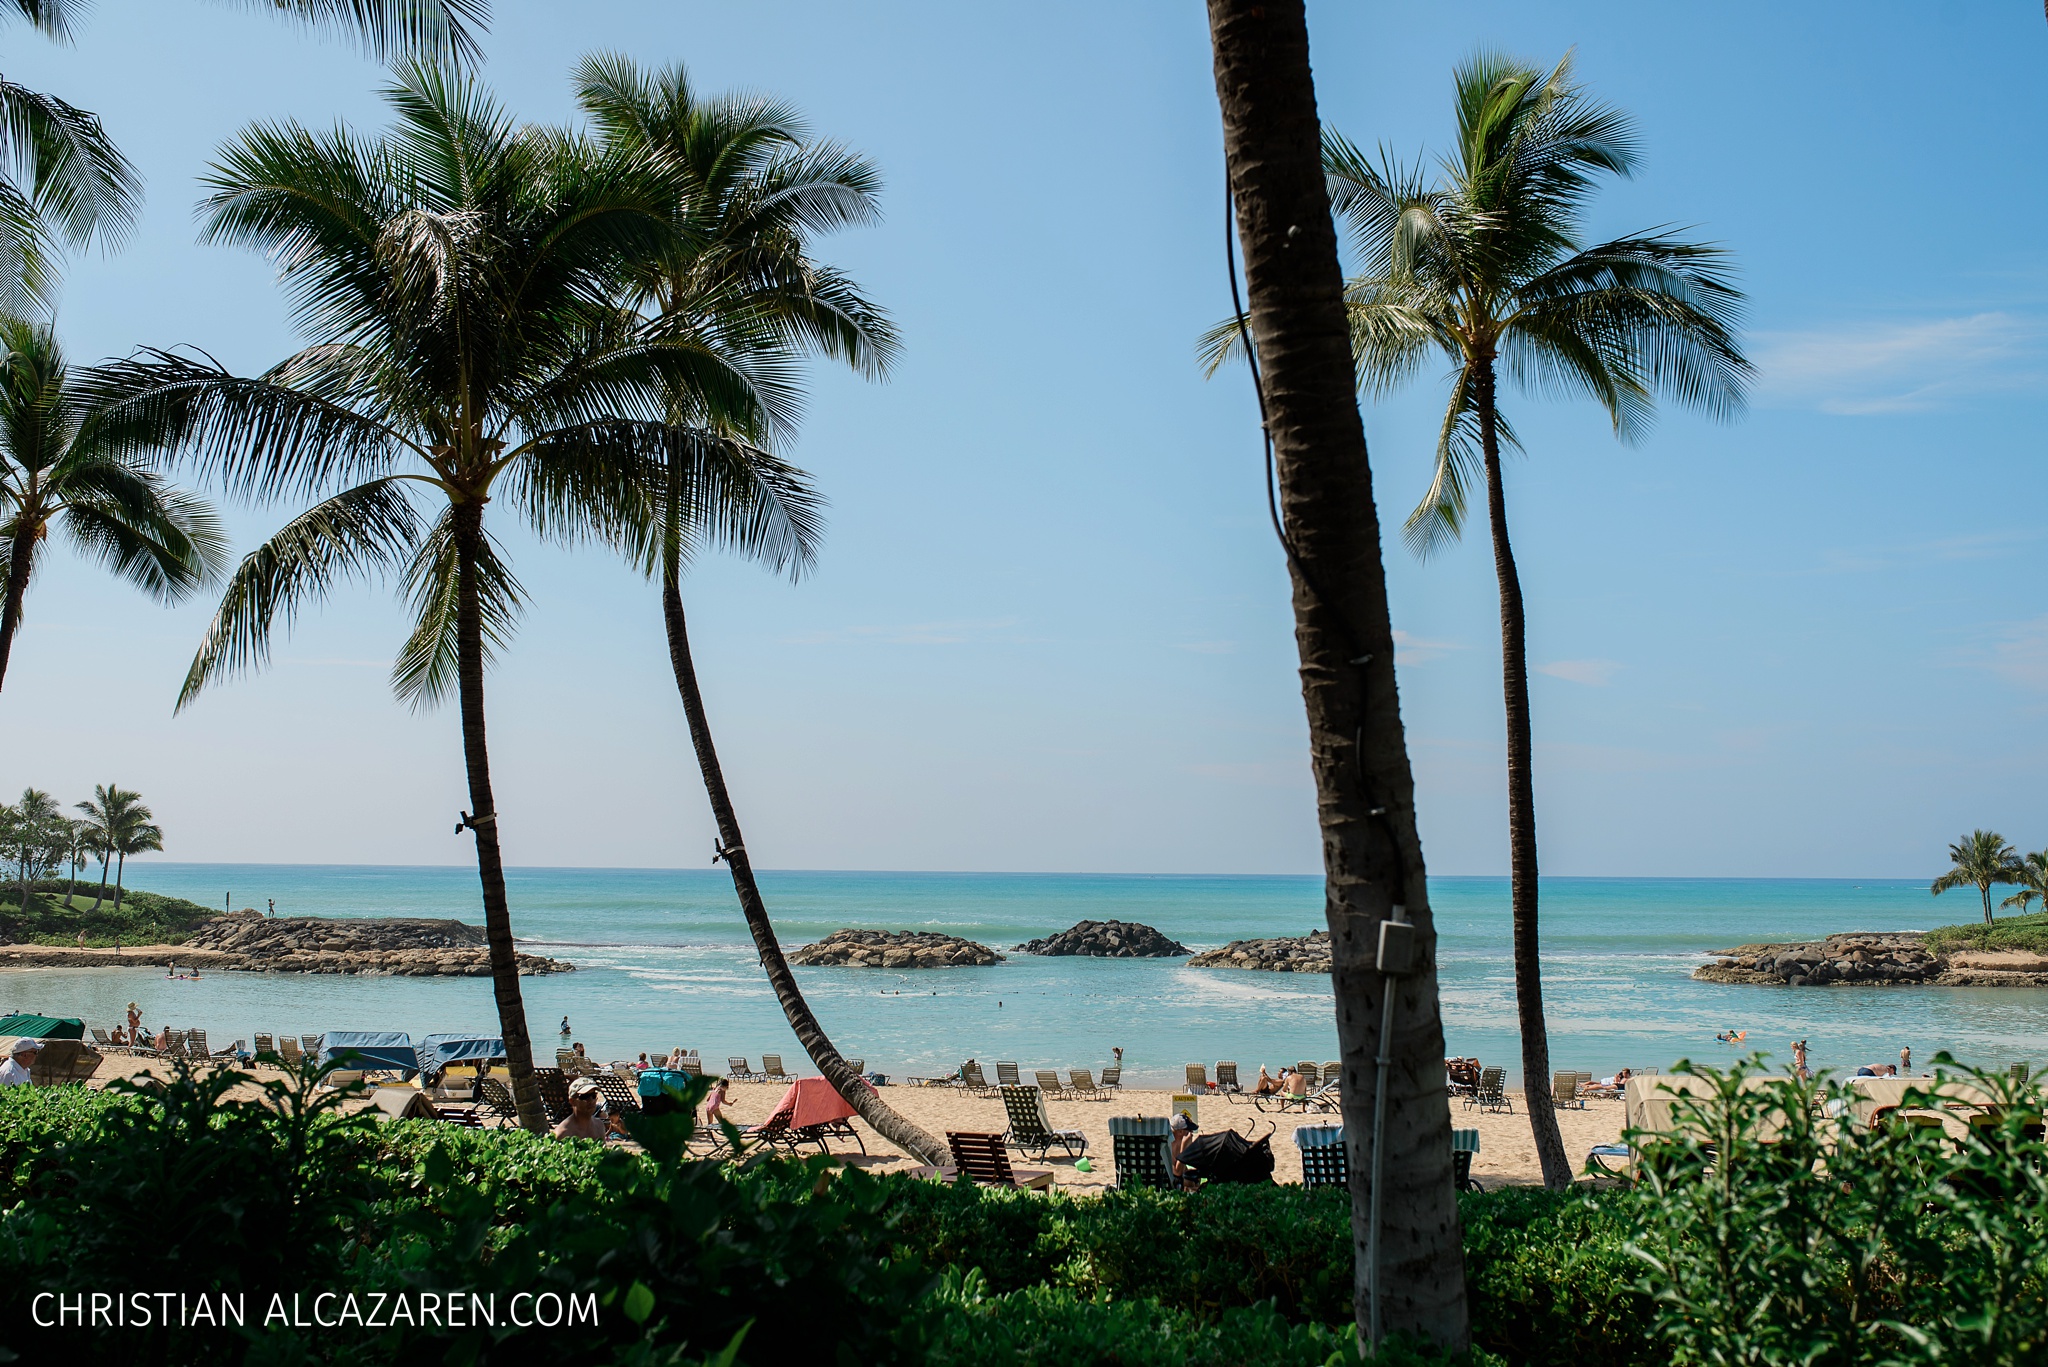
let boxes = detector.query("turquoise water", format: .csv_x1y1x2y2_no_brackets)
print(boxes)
10,866,2043,1086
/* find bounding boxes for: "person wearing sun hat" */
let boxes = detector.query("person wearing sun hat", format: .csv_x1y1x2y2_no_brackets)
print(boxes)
0,1038,43,1087
553,1075,624,1141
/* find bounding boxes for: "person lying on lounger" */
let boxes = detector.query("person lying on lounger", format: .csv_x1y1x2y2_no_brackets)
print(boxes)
1252,1065,1279,1096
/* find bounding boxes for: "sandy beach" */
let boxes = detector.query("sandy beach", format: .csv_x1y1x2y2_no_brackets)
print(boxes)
83,1053,1623,1188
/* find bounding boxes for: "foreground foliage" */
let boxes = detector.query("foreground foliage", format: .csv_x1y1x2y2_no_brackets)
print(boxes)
1,1060,2042,1365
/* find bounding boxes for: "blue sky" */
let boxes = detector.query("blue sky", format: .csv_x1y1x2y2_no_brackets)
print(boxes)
7,2,2046,877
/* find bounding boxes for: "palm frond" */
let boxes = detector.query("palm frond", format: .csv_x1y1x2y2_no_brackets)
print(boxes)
0,73,140,253
390,505,522,707
1402,362,1520,559
219,0,489,66
177,477,422,710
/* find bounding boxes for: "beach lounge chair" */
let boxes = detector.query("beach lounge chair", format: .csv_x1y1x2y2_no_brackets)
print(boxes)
1587,1144,1632,1178
554,1048,582,1072
475,1078,522,1127
1100,1065,1122,1089
1471,1067,1511,1113
29,1039,103,1087
592,1071,642,1119
1322,1063,1340,1088
90,1027,114,1051
675,1055,704,1077
1067,1068,1108,1101
1452,1127,1483,1192
532,1068,572,1123
996,1060,1022,1088
2009,1062,2031,1083
1295,1062,1319,1087
1035,1068,1068,1097
1215,1062,1242,1095
252,1032,274,1056
961,1061,997,1097
279,1037,304,1066
726,1056,762,1082
762,1054,791,1081
1295,1123,1347,1189
939,1131,1055,1190
1000,1085,1088,1160
1186,1063,1210,1091
1108,1116,1176,1190
301,1035,321,1055
1551,1071,1583,1110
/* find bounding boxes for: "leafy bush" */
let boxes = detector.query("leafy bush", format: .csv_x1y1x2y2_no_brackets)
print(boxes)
1458,1186,1653,1366
1,881,217,946
1921,909,2048,956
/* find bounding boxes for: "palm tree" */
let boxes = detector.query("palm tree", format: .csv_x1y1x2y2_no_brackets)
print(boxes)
0,785,63,909
0,1,485,311
1933,830,2021,927
2000,848,2048,916
1205,0,1468,1350
95,64,709,1133
574,56,946,1165
62,816,90,901
1209,53,1749,1188
0,315,226,690
72,783,157,911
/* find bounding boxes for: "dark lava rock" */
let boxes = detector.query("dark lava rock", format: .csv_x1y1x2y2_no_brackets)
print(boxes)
176,912,573,976
790,928,1003,968
1013,919,1189,958
1187,930,1332,974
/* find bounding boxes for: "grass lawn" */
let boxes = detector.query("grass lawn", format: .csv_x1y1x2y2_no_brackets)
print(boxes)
1922,909,2048,956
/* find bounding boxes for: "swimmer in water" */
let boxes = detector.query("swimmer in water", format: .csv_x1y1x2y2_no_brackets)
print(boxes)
1714,1029,1747,1045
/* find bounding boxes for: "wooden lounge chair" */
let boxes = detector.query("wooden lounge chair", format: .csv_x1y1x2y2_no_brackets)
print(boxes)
1100,1065,1122,1089
252,1032,274,1056
279,1038,304,1067
1000,1085,1087,1160
995,1060,1022,1088
961,1061,997,1097
1294,1123,1347,1189
1471,1067,1511,1114
1108,1115,1176,1189
1067,1068,1108,1101
1034,1068,1068,1097
1215,1061,1242,1094
1185,1063,1210,1091
938,1131,1054,1190
726,1056,762,1082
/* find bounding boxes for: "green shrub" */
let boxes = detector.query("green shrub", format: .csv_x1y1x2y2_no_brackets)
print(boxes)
1922,909,2048,957
1457,1185,1654,1366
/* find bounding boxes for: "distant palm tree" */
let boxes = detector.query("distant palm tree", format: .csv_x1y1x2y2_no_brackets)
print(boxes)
0,315,226,691
61,815,90,901
1934,830,2021,927
575,56,946,1164
95,64,704,1132
1209,53,1748,1190
2000,848,2048,917
0,785,63,909
0,0,486,310
72,783,157,911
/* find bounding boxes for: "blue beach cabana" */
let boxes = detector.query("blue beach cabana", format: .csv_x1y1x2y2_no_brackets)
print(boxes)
317,1031,420,1078
417,1034,504,1073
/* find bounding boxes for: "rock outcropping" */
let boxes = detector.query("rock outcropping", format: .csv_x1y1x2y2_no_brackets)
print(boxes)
1694,931,2048,987
790,929,1002,968
1013,920,1188,957
1188,930,1331,973
173,912,572,976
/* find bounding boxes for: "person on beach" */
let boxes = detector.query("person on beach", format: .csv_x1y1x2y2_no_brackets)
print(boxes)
634,1052,650,1071
127,1004,141,1036
552,1077,623,1141
1169,1111,1198,1189
570,1042,593,1073
1792,1040,1810,1081
560,1017,572,1038
155,1026,173,1051
703,1076,730,1129
267,899,275,918
110,1026,126,1047
1286,1068,1309,1100
1900,1046,1912,1074
0,1039,42,1086
1252,1065,1278,1096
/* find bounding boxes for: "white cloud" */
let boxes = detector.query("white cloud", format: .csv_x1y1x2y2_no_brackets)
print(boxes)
1752,312,2043,415
1392,630,1463,665
1536,658,1621,686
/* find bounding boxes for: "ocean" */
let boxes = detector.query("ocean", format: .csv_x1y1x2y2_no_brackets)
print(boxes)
9,866,2042,1086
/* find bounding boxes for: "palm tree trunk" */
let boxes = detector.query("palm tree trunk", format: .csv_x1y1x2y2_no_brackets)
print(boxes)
1208,0,1467,1350
0,521,35,694
113,850,124,911
89,857,107,913
660,563,946,1166
1981,883,1994,926
1473,360,1571,1190
453,501,546,1133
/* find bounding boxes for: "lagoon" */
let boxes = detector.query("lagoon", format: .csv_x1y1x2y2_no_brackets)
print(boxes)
9,866,2042,1086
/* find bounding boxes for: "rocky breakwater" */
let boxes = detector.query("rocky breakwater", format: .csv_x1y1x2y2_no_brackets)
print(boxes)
179,912,572,977
1013,920,1188,957
790,929,1002,968
1695,931,2048,987
1187,929,1331,973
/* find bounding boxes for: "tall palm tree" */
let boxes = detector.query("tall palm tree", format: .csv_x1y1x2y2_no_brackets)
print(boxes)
0,315,226,690
2000,847,2048,917
73,782,157,911
0,1,486,311
1205,0,1468,1350
574,56,946,1164
1210,53,1749,1188
1933,830,2021,927
93,63,705,1132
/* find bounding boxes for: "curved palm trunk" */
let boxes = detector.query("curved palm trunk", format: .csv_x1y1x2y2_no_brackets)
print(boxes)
0,522,37,693
1981,883,1994,926
1209,0,1468,1349
113,850,125,911
453,502,547,1133
1473,361,1569,1189
661,564,946,1167
89,857,108,913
